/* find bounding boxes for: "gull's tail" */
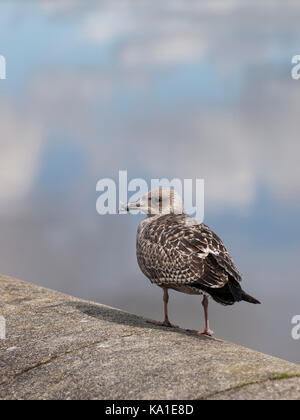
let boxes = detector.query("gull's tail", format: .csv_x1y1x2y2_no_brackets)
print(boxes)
241,291,261,304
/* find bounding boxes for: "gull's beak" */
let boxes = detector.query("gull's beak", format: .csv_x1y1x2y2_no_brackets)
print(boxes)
119,200,141,213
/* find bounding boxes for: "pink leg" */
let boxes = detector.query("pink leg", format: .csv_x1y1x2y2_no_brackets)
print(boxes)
163,288,171,326
200,296,213,336
186,296,213,336
147,288,178,328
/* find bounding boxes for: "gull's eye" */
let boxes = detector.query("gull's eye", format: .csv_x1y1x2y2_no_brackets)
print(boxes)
158,197,162,203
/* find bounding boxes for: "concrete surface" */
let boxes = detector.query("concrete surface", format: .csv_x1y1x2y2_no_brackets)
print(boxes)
0,274,299,400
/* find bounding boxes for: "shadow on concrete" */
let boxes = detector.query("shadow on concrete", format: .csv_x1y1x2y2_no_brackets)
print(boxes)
69,301,212,342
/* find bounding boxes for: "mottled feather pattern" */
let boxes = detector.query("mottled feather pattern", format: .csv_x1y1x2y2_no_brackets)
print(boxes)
137,214,243,303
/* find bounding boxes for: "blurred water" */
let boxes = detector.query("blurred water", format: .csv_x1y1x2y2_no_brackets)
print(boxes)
0,0,300,364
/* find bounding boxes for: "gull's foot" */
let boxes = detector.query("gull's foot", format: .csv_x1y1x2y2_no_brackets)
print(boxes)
186,328,213,337
147,320,179,328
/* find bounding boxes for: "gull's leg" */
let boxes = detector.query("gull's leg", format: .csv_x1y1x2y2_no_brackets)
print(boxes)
147,288,178,328
162,288,171,326
199,296,213,336
186,295,213,336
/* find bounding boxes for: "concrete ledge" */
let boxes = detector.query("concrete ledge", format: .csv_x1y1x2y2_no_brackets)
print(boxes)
0,274,299,400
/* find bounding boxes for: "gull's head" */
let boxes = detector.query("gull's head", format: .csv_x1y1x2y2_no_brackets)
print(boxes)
125,187,184,217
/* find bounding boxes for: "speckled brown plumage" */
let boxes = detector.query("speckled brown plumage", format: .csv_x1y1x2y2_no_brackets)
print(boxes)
137,213,258,306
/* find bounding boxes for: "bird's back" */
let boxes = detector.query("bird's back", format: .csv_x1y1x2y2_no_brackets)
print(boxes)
136,213,244,303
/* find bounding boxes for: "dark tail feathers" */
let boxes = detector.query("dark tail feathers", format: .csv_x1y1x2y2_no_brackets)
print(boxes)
241,291,261,304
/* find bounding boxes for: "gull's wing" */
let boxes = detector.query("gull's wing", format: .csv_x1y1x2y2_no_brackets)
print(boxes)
137,214,242,289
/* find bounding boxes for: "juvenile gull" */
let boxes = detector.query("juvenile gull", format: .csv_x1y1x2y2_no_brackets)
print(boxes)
125,188,260,336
